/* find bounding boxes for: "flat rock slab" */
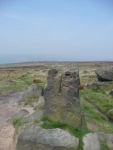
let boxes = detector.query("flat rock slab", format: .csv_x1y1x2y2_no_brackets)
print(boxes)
16,125,79,150
11,109,29,119
22,110,43,124
83,133,100,150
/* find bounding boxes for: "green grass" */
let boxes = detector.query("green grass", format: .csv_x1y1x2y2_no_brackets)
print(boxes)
12,118,22,140
0,78,32,92
81,97,108,122
100,141,110,150
80,88,113,114
0,69,47,92
97,121,113,133
35,116,91,150
80,87,113,133
12,118,22,128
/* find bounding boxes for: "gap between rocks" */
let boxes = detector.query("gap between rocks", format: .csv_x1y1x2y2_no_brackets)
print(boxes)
83,97,113,123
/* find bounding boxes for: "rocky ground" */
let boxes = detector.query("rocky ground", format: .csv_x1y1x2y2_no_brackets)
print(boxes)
0,91,35,150
0,61,113,150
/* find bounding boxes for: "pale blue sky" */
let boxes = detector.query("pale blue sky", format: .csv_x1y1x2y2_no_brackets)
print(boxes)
0,0,113,63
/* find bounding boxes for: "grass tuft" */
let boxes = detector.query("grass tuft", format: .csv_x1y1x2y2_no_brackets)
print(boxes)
12,118,22,128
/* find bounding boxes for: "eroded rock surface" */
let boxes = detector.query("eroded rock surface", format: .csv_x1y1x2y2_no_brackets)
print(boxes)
22,110,43,124
21,84,44,100
16,125,79,150
34,96,45,109
83,133,100,150
44,68,82,128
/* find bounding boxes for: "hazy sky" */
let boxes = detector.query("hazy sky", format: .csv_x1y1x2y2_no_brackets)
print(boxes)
0,0,113,63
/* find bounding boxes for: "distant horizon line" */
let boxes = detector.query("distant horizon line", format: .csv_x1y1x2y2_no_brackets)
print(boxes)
0,60,113,65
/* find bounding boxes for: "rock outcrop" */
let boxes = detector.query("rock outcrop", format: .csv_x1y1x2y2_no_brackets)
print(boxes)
22,110,43,124
44,68,82,128
83,132,113,150
21,84,44,100
95,66,113,81
16,125,79,150
11,109,29,120
34,96,45,109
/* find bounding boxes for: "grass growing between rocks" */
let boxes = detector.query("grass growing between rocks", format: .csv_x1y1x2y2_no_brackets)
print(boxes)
80,87,113,133
80,87,113,114
12,118,22,128
34,116,90,150
12,118,22,140
100,141,110,150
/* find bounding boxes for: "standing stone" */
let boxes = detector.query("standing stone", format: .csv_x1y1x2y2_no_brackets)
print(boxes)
60,68,81,127
44,68,82,128
44,69,62,121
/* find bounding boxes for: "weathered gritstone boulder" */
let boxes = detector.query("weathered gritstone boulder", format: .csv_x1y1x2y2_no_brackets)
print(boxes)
12,109,29,119
16,125,79,150
22,110,43,124
95,66,113,81
44,68,82,128
21,84,44,99
44,69,62,121
60,68,81,127
34,96,45,109
83,133,100,150
8,109,29,124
